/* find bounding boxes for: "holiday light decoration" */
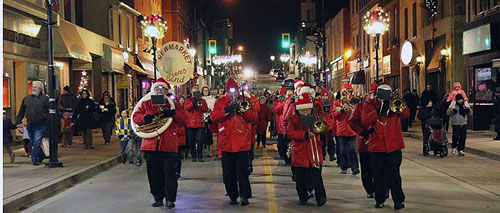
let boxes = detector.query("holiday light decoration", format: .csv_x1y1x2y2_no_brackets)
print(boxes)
212,54,243,65
423,0,438,21
141,14,167,39
362,8,390,36
78,71,89,91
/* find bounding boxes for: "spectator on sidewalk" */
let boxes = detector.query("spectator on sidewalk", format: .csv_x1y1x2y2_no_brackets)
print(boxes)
16,80,49,165
447,94,472,156
59,86,78,114
98,92,117,145
493,87,500,140
403,89,418,128
438,94,451,132
60,112,73,147
4,111,18,163
418,84,438,156
116,110,134,164
74,89,96,149
18,120,32,157
447,82,468,102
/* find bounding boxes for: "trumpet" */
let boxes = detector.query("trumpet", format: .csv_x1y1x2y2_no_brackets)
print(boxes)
389,89,407,113
340,89,354,115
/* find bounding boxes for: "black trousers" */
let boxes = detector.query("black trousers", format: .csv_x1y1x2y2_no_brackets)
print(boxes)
144,151,178,202
100,121,114,144
222,151,251,200
409,108,417,127
320,130,335,158
495,115,500,138
277,134,286,159
359,152,375,195
293,166,326,203
452,125,467,151
370,150,405,205
256,134,267,147
421,120,430,153
187,128,205,159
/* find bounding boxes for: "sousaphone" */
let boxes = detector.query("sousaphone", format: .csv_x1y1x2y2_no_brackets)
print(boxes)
131,91,176,139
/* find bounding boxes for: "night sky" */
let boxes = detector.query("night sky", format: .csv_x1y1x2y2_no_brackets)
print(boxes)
202,0,349,74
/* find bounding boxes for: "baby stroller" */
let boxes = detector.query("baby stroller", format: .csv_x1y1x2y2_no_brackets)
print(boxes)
426,117,448,158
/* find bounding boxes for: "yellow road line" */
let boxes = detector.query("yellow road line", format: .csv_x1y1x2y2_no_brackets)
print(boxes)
263,150,278,213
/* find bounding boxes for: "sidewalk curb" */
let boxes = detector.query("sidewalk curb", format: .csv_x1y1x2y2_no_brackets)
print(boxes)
403,132,500,161
3,155,121,213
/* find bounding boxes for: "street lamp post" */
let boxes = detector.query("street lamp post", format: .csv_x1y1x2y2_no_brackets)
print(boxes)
141,15,167,80
363,8,389,82
45,0,63,168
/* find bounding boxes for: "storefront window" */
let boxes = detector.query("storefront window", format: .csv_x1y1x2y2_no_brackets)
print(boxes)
474,67,496,101
3,78,11,108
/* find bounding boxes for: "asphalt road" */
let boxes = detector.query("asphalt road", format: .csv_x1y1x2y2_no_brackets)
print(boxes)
23,138,500,213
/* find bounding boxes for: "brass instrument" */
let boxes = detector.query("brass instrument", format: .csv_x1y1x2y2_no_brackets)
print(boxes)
389,89,407,113
311,108,327,134
136,113,171,133
340,89,354,115
309,130,321,168
196,100,203,107
237,99,251,114
131,93,175,139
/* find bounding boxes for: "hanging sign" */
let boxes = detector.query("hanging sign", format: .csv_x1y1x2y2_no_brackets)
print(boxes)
157,41,194,85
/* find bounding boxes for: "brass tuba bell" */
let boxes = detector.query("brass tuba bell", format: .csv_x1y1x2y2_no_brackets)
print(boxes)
389,89,407,113
237,100,252,114
311,120,328,134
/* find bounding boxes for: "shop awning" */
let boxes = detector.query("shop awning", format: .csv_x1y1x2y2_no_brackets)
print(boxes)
125,62,147,75
54,20,92,63
426,39,446,72
493,58,500,68
102,45,125,74
137,56,155,78
349,70,365,85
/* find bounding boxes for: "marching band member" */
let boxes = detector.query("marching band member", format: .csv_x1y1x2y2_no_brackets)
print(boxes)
201,85,216,157
210,77,258,206
281,80,306,165
334,83,359,175
132,78,187,208
320,88,336,161
361,83,409,210
273,87,288,162
185,87,209,162
257,96,272,148
287,93,327,207
348,87,375,198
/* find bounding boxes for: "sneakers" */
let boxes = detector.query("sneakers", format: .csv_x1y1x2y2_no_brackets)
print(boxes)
166,201,175,209
352,168,360,175
451,148,457,155
458,151,465,156
340,169,347,174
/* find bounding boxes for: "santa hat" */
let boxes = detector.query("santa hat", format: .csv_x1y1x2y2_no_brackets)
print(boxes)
152,78,171,90
296,93,313,110
342,83,353,91
369,81,378,94
298,82,312,96
225,77,239,93
279,87,287,95
321,88,328,96
294,80,304,91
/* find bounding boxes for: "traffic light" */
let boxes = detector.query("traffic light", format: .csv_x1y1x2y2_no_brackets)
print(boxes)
209,40,217,54
282,33,290,49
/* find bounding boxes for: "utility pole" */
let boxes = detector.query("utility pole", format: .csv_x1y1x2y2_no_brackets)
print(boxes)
45,0,63,168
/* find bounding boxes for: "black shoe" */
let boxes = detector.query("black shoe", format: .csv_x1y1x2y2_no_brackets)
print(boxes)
240,198,249,206
248,166,254,174
367,193,374,198
152,200,163,207
394,203,405,210
292,175,297,182
329,156,336,161
317,197,327,207
166,201,175,209
375,202,384,208
33,162,40,166
122,157,127,164
494,137,500,140
352,168,360,175
198,158,205,162
299,200,308,205
229,198,238,205
192,158,197,162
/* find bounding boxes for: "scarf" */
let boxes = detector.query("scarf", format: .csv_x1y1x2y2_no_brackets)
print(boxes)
457,103,466,117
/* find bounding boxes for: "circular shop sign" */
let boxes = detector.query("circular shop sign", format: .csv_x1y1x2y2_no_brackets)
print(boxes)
401,41,414,65
157,41,194,85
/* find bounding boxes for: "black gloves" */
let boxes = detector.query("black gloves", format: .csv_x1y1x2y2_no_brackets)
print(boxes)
453,109,458,114
224,101,238,114
305,131,310,140
144,114,154,124
162,109,176,117
361,127,376,139
379,101,390,115
192,98,197,106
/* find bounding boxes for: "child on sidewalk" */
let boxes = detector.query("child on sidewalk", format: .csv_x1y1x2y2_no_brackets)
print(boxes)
17,120,32,157
116,110,134,164
60,112,73,148
4,110,18,163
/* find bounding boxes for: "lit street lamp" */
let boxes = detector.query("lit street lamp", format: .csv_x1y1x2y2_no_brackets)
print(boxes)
270,55,275,61
363,8,389,81
243,68,253,78
280,54,290,62
141,14,167,80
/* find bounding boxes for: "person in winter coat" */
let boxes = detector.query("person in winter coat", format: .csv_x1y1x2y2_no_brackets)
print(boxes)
16,81,49,165
116,110,134,164
361,83,409,210
257,96,272,148
419,84,438,156
333,83,359,175
287,93,327,207
133,78,187,208
210,77,258,206
59,86,78,114
174,95,187,177
349,93,375,198
98,92,117,145
320,88,336,161
201,85,216,157
185,87,209,162
403,89,418,128
73,89,96,149
274,87,291,164
4,111,18,163
447,94,472,156
447,82,468,102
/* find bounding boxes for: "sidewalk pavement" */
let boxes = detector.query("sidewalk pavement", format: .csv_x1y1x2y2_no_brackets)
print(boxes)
3,130,123,213
404,121,500,161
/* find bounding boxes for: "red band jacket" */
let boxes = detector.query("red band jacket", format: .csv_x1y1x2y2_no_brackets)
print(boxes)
348,101,369,152
184,97,209,128
287,113,323,168
273,99,285,134
257,103,272,134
